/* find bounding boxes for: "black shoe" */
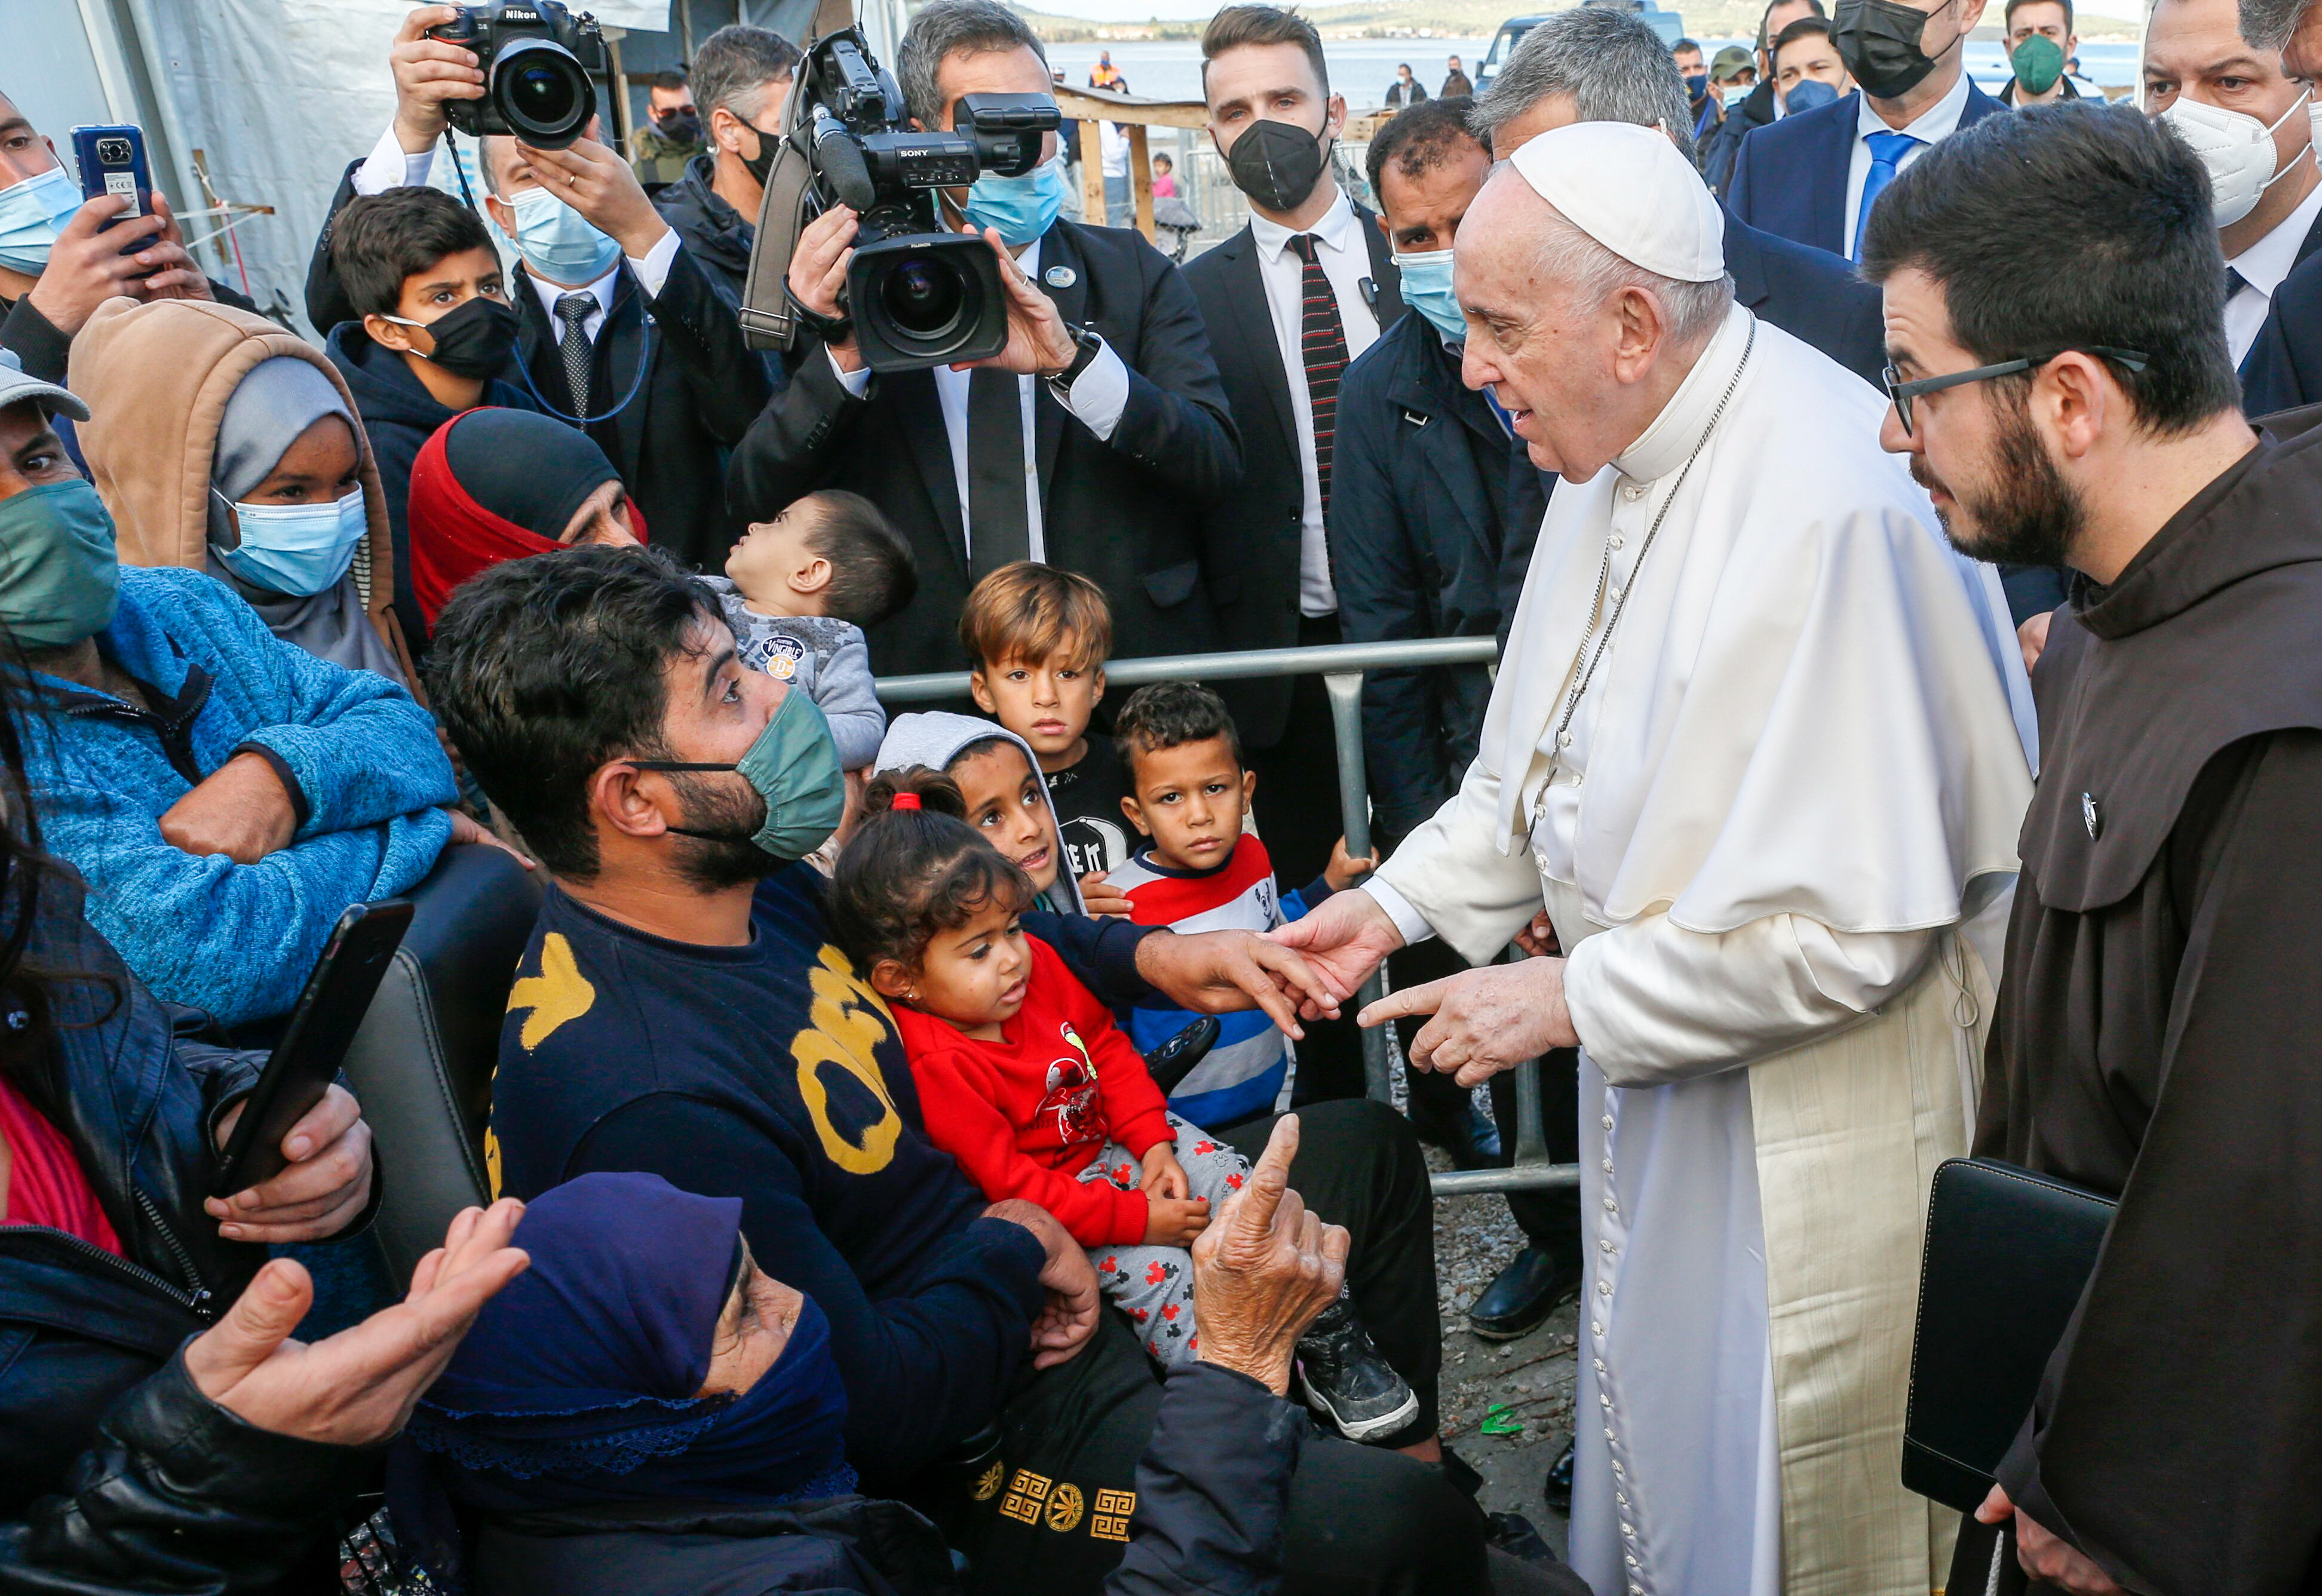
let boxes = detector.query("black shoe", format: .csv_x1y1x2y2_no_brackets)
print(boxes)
1296,1296,1421,1443
1486,1511,1557,1563
1406,1097,1502,1170
1542,1435,1574,1512
1467,1246,1584,1340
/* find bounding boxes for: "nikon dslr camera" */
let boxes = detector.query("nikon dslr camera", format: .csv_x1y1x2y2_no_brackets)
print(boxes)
427,1,608,151
750,27,1060,372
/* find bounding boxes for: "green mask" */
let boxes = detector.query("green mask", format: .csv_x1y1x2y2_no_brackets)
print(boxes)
2010,33,2064,96
633,686,846,862
0,479,121,652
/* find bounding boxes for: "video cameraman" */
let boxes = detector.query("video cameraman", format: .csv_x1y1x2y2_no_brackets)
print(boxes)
723,0,1241,679
305,4,769,572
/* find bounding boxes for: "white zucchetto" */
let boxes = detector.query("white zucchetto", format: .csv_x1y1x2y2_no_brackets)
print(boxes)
1508,122,1726,283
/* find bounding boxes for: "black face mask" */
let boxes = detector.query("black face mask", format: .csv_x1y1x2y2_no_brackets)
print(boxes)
654,109,703,144
740,122,781,189
409,295,519,379
1833,0,1958,99
1223,115,1332,214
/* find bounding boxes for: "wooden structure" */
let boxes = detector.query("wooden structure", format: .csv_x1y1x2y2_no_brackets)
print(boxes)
1051,84,1210,243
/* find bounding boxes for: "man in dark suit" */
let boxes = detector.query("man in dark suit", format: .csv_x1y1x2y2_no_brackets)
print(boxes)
2240,0,2322,415
1702,0,1826,194
723,0,1238,682
1185,4,1403,1101
1726,0,2006,260
305,8,769,573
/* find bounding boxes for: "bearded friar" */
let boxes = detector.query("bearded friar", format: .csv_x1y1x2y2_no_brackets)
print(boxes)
1277,122,2035,1595
1870,103,2322,1596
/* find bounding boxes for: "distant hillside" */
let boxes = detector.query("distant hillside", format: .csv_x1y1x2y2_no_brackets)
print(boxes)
1014,0,2139,44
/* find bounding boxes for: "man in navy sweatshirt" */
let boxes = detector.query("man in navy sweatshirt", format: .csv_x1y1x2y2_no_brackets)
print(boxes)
424,545,1486,1596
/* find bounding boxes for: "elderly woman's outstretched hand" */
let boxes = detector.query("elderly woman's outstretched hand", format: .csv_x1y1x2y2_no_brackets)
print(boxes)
1189,1116,1348,1396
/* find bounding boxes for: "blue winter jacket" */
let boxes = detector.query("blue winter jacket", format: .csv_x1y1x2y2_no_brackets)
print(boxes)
17,566,455,1026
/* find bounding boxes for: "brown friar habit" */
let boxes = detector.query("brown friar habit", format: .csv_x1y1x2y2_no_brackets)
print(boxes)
1977,406,2322,1594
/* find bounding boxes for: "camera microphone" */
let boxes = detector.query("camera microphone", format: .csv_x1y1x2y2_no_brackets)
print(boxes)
808,109,878,213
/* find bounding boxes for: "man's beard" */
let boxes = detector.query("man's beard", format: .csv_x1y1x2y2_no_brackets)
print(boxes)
1911,394,2086,569
667,770,777,891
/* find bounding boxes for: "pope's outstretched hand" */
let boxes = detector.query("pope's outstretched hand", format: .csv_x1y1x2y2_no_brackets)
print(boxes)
1265,890,1406,1020
1361,958,1581,1086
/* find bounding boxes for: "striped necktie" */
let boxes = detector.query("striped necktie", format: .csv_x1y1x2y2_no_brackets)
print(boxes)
1288,233,1350,521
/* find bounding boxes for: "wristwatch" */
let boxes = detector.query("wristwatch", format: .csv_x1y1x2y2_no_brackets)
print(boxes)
1044,323,1106,400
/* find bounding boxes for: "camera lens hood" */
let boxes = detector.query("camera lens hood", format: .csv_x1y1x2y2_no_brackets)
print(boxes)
491,35,595,149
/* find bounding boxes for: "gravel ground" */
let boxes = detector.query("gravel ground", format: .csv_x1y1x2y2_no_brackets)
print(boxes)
1427,1146,1579,1554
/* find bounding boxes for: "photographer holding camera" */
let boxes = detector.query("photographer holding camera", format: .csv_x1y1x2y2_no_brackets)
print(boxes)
305,3,768,574
723,0,1241,680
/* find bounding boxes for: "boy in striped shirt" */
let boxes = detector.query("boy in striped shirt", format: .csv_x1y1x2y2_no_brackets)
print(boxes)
1107,682,1373,1125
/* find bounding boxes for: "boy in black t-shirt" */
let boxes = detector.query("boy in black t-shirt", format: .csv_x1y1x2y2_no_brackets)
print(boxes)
964,563,1136,890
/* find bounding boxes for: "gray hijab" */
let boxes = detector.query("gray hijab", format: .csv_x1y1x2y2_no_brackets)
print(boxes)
205,356,404,684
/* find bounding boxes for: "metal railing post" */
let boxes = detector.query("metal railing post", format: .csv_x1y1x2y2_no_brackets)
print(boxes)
1320,670,1392,1106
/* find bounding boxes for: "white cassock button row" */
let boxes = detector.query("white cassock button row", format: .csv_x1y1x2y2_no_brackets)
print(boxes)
1608,533,1625,550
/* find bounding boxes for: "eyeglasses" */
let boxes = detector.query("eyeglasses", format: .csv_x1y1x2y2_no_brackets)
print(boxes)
1881,346,2151,437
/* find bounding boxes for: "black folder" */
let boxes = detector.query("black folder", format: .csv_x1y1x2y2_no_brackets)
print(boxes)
1903,1156,2117,1512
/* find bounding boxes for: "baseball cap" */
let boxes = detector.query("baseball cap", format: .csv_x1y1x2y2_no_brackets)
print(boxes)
0,350,89,423
1710,45,1756,81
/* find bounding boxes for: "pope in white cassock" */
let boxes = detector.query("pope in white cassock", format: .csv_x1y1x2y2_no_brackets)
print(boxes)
1275,124,2036,1596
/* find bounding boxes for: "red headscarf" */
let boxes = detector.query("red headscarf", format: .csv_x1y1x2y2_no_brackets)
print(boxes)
406,408,648,632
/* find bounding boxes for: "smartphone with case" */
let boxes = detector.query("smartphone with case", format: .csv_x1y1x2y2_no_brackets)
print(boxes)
210,900,414,1199
68,124,152,237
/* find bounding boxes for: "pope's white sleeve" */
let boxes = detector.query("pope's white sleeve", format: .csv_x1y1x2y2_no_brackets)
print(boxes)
1369,761,1542,966
1564,912,1935,1086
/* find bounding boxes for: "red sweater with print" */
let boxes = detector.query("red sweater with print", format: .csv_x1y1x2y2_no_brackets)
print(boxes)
894,937,1173,1247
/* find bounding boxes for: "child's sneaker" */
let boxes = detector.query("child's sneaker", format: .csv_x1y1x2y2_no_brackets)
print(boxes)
1295,1294,1420,1442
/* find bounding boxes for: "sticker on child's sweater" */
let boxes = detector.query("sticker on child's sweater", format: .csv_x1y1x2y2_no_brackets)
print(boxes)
762,634,804,680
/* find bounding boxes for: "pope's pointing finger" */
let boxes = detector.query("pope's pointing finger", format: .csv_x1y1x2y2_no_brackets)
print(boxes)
1357,977,1452,1029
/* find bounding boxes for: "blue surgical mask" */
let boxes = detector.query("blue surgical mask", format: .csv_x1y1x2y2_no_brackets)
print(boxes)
962,161,1066,250
215,487,367,597
501,185,624,286
0,167,84,277
1395,247,1465,343
1720,84,1753,109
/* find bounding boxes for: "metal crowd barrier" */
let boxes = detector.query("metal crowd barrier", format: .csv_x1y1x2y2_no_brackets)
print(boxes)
876,636,1580,1198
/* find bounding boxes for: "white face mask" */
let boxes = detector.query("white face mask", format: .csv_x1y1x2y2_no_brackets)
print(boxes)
2161,91,2311,229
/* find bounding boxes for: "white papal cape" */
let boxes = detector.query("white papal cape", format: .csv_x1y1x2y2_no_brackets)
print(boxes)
1370,306,2035,1596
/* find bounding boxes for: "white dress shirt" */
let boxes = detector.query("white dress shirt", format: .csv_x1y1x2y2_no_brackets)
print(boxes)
351,124,679,327
829,235,1130,561
1842,70,1972,259
2225,177,2322,366
1247,186,1383,616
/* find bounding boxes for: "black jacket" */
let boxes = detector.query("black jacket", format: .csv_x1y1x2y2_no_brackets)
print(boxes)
1182,202,1403,745
326,321,540,653
1102,1363,1307,1596
306,161,771,573
1332,309,1548,850
0,866,376,1592
655,153,756,311
725,219,1241,677
1701,80,1775,198
2224,210,2322,418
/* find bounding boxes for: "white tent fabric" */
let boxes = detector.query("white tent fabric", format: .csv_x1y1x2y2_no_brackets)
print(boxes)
97,1,667,334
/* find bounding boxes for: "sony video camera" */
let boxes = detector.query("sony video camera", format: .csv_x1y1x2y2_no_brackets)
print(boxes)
743,27,1060,371
427,1,608,151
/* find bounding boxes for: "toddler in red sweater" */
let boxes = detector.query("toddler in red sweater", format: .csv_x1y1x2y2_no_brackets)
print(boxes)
830,769,1419,1438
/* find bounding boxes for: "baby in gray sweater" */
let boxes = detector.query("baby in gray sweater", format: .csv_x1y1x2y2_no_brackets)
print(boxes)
703,489,917,772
